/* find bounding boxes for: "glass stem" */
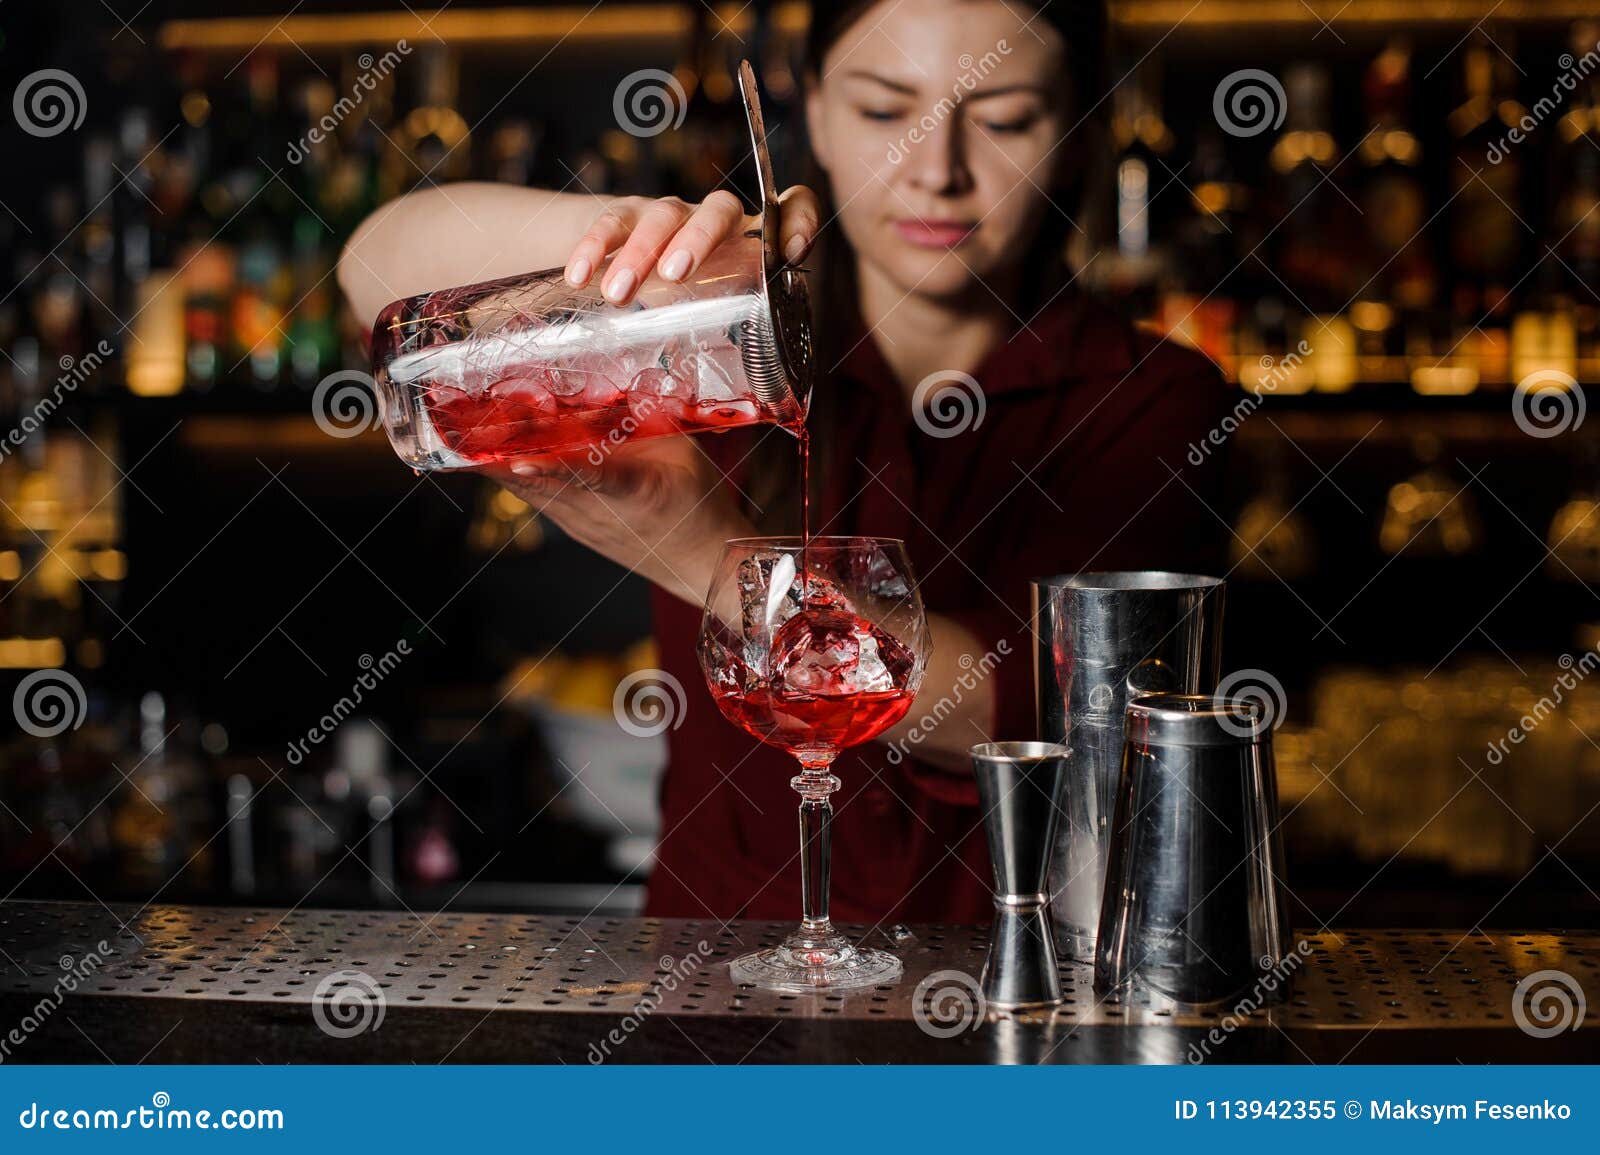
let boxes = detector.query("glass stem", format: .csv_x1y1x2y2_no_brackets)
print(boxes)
792,757,839,936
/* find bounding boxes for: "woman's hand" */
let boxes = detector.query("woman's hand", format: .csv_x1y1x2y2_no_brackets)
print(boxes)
487,436,754,610
564,186,821,304
479,185,820,602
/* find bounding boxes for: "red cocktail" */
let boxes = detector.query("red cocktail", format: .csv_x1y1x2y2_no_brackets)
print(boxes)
697,537,928,991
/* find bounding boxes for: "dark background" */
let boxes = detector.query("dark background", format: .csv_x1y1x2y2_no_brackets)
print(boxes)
2,0,1598,929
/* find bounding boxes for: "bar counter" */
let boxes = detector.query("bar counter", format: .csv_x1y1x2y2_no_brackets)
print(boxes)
2,902,1595,1064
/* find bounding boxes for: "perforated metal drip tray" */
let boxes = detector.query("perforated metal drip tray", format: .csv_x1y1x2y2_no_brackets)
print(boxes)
2,902,1596,1062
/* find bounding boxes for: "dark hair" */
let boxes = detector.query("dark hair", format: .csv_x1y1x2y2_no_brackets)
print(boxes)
746,0,1111,532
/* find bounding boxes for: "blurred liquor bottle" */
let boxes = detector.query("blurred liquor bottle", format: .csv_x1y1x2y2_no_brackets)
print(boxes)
667,5,743,199
281,78,344,389
394,45,471,194
0,336,71,669
320,56,390,236
121,99,191,399
1552,21,1600,371
1355,39,1434,370
81,134,120,352
1106,62,1173,313
1448,33,1525,389
1269,62,1362,316
30,187,88,370
229,55,294,390
1160,120,1244,370
109,687,192,889
170,53,231,392
487,118,543,188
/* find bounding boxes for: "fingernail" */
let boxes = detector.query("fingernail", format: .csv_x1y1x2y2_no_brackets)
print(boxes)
566,257,591,286
785,235,807,263
510,461,546,478
660,249,691,280
603,267,636,302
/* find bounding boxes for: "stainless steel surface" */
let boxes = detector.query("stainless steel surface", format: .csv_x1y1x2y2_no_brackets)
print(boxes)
972,741,1069,1009
1,902,1591,1033
1032,572,1225,962
1095,695,1292,1009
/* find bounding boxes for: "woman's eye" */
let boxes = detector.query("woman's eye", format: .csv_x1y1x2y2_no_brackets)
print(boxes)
857,107,904,123
980,117,1037,135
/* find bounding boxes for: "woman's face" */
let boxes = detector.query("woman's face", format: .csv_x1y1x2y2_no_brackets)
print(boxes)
805,0,1072,303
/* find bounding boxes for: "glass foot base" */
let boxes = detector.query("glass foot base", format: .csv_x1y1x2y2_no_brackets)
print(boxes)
729,930,904,993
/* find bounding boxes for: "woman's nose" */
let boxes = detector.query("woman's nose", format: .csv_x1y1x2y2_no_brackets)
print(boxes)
899,114,973,197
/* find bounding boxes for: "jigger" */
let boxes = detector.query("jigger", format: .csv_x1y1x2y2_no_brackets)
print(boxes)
971,742,1070,1010
1094,694,1292,1010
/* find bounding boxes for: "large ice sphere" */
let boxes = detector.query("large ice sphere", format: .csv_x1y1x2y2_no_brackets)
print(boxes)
771,608,915,697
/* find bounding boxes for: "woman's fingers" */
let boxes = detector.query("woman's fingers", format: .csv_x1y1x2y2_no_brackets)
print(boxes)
507,456,610,497
563,184,812,303
776,185,821,264
565,200,642,287
654,190,748,282
600,198,693,303
566,186,819,302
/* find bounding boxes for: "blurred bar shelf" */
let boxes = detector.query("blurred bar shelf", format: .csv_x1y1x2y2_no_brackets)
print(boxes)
158,1,1600,52
159,3,811,51
3,901,1596,1063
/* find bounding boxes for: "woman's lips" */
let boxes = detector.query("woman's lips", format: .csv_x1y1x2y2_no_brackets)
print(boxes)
894,219,977,248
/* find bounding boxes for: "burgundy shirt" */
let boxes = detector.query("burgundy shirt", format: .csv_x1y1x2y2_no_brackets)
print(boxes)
644,288,1231,923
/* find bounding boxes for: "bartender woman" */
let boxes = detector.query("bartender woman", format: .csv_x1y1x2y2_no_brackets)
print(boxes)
339,0,1229,924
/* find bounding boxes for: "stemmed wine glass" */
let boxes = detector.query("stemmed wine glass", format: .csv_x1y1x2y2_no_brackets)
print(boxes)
697,536,929,991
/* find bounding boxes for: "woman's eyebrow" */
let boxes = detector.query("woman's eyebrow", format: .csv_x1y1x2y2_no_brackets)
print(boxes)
840,70,1048,100
840,70,920,96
